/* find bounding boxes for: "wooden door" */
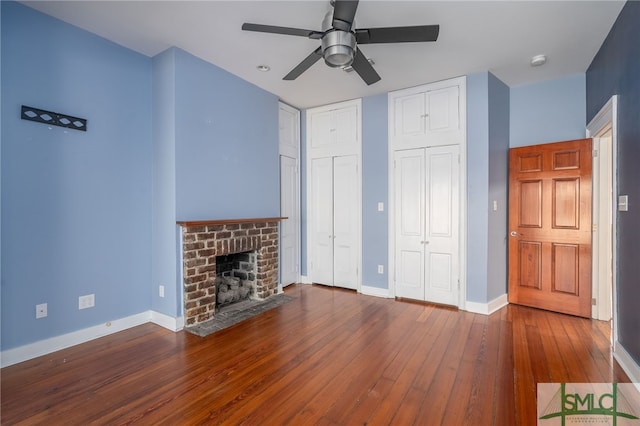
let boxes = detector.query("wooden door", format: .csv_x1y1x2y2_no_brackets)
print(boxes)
280,155,298,287
508,139,592,317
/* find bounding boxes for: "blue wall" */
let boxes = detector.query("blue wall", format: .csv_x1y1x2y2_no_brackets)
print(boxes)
151,47,280,317
587,0,640,366
466,73,490,303
466,72,510,304
1,2,153,350
174,49,279,220
510,74,586,147
487,73,510,301
151,48,178,316
361,94,388,288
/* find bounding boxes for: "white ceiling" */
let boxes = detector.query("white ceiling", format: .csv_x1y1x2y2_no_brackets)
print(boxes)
22,1,625,109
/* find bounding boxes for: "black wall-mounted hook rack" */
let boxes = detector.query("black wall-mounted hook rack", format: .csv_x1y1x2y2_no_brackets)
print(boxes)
21,105,87,132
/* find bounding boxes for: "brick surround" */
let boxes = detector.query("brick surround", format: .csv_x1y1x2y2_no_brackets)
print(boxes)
179,219,282,326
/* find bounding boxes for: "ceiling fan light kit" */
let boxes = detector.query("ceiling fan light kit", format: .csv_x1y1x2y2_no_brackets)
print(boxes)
242,0,439,85
322,30,356,67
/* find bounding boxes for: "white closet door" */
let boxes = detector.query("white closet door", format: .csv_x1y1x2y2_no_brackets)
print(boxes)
334,105,358,146
392,93,426,149
425,145,459,305
311,157,334,285
425,86,461,146
280,155,298,286
394,149,426,299
394,146,459,305
310,110,334,149
279,104,299,158
333,155,358,290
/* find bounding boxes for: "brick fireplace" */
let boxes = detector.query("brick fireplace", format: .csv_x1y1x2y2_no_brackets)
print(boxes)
177,217,285,327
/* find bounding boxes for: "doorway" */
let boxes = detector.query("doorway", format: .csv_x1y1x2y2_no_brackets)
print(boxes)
586,95,618,329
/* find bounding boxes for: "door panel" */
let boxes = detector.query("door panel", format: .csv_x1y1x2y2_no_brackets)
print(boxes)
552,178,579,228
333,155,358,289
279,104,299,158
334,106,358,147
508,139,592,317
425,86,461,146
395,149,425,300
310,111,333,149
518,241,542,289
311,157,334,285
280,155,298,286
519,180,542,227
425,145,459,305
393,93,426,142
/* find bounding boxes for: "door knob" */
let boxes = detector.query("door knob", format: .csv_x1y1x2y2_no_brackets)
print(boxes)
510,231,522,237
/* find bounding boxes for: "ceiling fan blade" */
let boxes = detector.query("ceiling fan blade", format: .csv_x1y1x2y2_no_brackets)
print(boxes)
283,47,324,81
242,23,323,39
351,48,381,86
355,25,440,44
332,0,359,31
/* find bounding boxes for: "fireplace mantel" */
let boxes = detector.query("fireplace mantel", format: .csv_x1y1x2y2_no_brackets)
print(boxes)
177,217,287,227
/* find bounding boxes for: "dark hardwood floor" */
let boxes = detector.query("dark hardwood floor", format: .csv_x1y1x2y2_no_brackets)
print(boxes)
1,284,630,425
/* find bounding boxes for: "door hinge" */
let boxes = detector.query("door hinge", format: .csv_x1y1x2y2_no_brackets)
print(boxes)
593,224,598,232
593,149,599,157
592,298,597,306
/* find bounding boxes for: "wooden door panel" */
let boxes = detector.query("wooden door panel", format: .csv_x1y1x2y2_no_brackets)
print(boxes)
508,138,592,317
517,241,542,289
519,180,543,227
552,178,579,229
518,153,543,172
552,149,580,170
551,243,578,295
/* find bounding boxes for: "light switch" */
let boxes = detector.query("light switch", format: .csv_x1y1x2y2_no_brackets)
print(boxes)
492,200,498,211
377,202,384,212
618,195,629,211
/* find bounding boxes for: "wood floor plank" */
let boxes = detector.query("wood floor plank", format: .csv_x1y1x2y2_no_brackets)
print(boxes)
1,285,632,426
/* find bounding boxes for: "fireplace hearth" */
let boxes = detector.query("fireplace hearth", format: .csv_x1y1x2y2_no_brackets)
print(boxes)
177,217,286,326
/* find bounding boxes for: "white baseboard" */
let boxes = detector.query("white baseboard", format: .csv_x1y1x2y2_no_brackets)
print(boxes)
614,340,640,389
465,294,508,315
299,274,312,284
360,285,392,298
1,310,182,368
150,311,184,332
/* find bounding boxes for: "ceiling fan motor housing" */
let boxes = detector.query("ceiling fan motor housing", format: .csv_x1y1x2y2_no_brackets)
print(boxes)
321,30,356,67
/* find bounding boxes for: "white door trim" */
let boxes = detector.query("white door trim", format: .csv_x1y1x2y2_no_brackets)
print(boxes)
586,95,618,335
387,76,467,308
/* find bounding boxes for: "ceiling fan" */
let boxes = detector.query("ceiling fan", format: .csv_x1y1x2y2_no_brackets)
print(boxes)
242,0,439,85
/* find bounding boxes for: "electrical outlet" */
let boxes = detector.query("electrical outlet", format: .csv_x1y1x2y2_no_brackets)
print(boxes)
79,294,95,310
36,303,47,319
159,285,165,298
377,265,384,274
